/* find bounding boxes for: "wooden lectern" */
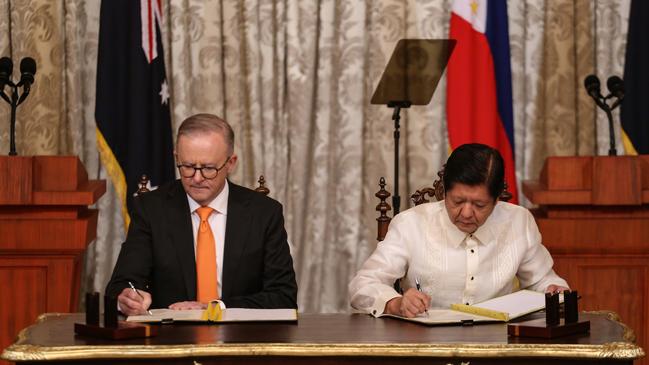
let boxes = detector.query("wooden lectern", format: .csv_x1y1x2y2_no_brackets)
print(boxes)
0,156,105,359
523,155,649,365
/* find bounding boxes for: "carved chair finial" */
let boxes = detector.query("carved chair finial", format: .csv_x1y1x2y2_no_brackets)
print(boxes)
135,174,150,196
376,177,392,241
376,166,512,242
254,175,270,196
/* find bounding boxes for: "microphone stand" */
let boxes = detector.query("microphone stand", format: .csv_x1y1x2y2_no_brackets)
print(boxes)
590,94,617,156
603,107,616,156
1,78,30,156
7,83,18,156
587,85,623,156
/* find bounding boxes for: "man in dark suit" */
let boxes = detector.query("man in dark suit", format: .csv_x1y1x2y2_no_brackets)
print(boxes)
106,114,297,315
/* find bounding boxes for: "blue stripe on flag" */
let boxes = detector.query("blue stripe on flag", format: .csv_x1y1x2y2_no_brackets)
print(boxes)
485,0,515,150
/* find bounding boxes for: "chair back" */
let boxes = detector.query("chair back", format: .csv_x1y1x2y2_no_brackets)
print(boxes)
376,165,512,241
135,175,271,197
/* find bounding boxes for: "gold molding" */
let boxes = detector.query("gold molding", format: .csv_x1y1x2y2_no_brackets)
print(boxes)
3,342,644,361
584,310,637,343
2,313,645,362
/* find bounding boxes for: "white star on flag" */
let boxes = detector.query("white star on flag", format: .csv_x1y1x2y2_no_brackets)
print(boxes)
159,79,170,105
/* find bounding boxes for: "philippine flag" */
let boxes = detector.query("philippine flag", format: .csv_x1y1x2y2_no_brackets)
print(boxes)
447,0,518,203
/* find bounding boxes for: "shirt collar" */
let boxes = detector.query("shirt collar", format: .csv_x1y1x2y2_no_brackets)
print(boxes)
187,180,229,215
441,201,496,248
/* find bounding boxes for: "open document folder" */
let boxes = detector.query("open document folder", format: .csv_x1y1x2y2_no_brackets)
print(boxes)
127,301,297,324
381,290,560,325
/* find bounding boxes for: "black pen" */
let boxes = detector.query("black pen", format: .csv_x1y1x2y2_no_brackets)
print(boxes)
415,277,428,313
128,281,153,315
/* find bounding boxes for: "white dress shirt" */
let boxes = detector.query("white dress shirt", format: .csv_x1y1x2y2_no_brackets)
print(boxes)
349,200,568,316
187,180,229,298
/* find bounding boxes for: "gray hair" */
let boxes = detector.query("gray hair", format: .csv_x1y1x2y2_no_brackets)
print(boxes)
177,113,235,154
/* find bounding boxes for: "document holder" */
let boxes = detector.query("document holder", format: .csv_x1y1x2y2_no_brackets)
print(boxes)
74,292,157,340
508,291,590,339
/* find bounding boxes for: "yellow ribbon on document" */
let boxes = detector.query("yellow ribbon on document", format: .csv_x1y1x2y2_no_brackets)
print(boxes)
450,303,510,321
201,300,224,322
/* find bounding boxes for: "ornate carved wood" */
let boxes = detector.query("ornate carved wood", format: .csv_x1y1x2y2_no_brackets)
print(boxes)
410,187,437,206
254,175,270,195
377,165,513,241
135,174,271,196
375,177,391,241
3,312,642,364
432,165,446,201
135,175,150,196
423,164,512,203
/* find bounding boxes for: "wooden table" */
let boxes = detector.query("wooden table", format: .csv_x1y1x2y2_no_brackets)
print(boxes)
2,312,644,365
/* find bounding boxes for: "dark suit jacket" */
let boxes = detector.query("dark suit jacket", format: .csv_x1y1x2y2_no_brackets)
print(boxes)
106,180,298,309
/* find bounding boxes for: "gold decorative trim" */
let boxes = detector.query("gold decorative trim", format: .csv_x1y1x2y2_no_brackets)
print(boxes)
13,313,63,345
3,342,644,361
96,127,130,229
3,313,644,362
585,310,637,343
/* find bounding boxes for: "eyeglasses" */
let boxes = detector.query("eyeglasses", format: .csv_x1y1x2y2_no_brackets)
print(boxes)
176,156,231,180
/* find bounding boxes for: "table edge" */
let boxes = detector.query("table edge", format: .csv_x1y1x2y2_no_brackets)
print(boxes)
2,312,645,362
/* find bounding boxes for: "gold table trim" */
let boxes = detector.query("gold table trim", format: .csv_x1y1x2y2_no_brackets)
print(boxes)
2,312,645,362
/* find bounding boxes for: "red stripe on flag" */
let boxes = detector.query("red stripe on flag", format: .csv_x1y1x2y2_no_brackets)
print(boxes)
447,13,518,203
148,0,154,63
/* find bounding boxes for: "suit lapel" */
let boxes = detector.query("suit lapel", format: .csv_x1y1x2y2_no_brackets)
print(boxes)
221,182,252,299
165,181,197,300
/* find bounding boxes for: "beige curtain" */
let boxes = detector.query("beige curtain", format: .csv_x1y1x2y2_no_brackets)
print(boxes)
0,0,630,313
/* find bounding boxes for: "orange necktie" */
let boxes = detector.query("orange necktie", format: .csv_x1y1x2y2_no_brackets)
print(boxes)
196,207,218,302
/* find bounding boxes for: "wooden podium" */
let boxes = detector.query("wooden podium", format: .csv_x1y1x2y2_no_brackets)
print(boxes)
0,156,105,360
523,155,649,365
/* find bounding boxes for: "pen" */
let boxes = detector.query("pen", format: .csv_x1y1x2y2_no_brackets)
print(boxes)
415,277,428,313
128,281,153,315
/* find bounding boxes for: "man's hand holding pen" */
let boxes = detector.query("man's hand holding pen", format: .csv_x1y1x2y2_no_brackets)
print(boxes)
384,280,430,318
117,282,152,316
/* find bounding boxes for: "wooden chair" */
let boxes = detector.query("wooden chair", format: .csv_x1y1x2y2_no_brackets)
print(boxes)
135,175,271,196
376,165,512,241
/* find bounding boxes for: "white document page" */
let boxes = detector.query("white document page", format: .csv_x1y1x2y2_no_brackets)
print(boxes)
127,308,203,322
127,308,297,323
384,309,495,325
472,290,548,319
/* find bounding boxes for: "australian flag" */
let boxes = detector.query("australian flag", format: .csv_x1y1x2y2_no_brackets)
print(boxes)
95,0,175,228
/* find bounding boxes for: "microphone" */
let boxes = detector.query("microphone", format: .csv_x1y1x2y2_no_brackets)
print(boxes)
0,57,12,90
607,76,624,110
584,74,617,155
0,57,12,104
0,55,37,156
584,74,603,99
607,75,624,110
17,57,36,104
584,74,608,110
607,75,624,98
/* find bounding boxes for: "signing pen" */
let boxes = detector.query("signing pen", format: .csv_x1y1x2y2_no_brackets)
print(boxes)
128,281,153,315
415,277,428,313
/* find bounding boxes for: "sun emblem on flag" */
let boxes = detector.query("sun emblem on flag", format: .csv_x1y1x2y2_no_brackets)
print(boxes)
160,79,169,105
470,0,479,15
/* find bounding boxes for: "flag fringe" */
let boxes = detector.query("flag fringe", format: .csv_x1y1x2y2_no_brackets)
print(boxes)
621,129,639,156
96,127,131,230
